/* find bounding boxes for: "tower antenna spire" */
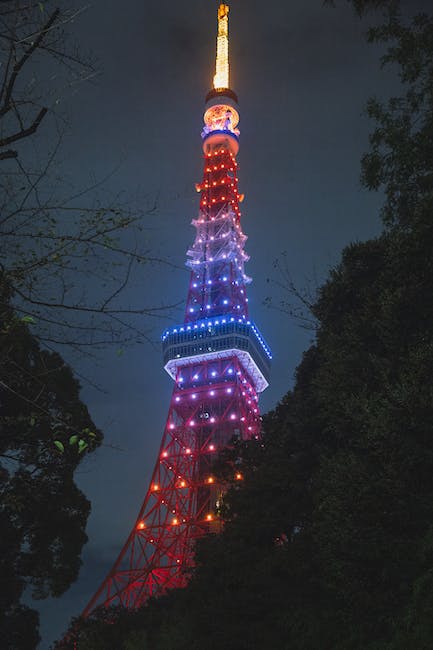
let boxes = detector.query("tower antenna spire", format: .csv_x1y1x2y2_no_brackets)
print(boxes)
213,3,230,90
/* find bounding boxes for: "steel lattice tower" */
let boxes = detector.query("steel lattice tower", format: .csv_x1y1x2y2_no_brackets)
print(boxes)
83,3,271,615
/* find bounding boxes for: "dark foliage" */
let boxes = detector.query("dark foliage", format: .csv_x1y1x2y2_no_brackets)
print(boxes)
1,277,102,648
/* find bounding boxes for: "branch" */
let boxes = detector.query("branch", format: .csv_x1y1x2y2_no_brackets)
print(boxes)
0,148,18,160
0,8,60,117
0,106,48,147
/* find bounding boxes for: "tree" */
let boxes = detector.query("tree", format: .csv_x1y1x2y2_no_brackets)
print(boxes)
0,274,103,648
0,3,176,647
0,0,173,352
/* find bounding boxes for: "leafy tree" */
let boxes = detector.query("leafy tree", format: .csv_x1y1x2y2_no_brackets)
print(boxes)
0,276,102,647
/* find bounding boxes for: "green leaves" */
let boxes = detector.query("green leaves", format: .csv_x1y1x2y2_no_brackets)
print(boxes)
78,440,88,454
54,440,65,453
20,315,35,324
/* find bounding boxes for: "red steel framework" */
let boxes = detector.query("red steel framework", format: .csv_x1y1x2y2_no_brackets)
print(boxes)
83,2,271,615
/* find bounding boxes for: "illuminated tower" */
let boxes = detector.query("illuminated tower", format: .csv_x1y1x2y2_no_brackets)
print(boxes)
83,3,271,614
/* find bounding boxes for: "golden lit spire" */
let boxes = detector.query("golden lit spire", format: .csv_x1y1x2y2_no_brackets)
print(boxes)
213,3,230,90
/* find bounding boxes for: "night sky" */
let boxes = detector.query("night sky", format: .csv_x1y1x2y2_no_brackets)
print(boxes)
33,0,415,646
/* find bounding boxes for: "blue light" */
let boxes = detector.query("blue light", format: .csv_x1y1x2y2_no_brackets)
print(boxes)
162,317,272,360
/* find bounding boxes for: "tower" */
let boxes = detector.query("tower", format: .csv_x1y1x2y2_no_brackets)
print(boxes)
83,3,271,614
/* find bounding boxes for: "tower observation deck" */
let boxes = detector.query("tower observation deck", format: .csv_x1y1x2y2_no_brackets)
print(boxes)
83,3,271,614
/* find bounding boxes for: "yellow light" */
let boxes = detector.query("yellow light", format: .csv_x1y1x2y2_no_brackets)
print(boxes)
213,4,230,90
137,521,146,530
207,477,214,484
152,484,159,492
235,473,243,481
172,518,179,525
206,514,213,522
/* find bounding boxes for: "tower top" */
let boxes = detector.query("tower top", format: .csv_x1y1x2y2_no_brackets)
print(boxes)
213,3,230,91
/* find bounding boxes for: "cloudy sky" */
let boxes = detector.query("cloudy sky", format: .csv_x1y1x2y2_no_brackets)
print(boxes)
32,0,420,646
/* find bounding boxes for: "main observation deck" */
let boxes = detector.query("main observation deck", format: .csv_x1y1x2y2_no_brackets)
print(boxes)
162,318,271,393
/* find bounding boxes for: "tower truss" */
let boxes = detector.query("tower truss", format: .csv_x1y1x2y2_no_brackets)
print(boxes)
83,2,271,615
